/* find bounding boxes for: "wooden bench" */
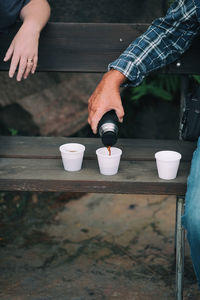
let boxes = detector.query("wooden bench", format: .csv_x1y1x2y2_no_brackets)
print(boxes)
0,136,195,194
0,22,200,300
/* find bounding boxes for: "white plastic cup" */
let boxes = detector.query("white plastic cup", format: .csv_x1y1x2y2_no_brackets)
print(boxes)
96,147,122,176
59,143,85,172
155,150,182,180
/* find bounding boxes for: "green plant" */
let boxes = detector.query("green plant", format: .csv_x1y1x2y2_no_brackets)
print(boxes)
130,74,180,102
130,73,200,103
192,75,200,84
9,128,18,136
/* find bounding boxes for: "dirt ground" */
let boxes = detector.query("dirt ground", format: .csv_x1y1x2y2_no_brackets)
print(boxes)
0,192,200,300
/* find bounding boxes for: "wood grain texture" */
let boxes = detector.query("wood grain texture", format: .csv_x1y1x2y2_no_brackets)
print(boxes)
0,20,197,195
0,136,193,193
0,136,196,161
0,22,200,74
0,157,189,194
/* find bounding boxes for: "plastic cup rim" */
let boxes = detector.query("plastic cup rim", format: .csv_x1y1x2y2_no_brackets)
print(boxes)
59,143,85,154
155,150,181,162
96,147,122,158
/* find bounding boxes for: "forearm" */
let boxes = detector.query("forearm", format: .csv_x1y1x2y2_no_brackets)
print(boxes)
102,69,127,88
4,0,50,81
20,0,50,34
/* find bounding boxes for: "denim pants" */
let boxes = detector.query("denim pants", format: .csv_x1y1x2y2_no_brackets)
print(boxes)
182,137,200,287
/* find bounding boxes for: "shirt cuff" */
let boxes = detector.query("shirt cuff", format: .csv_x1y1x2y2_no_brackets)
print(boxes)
108,58,144,87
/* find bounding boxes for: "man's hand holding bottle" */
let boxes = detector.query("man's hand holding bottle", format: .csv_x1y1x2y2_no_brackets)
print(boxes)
88,69,126,134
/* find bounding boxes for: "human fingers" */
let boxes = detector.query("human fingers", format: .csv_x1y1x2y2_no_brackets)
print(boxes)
16,57,27,81
3,43,14,62
9,53,20,78
31,55,38,74
115,105,125,123
88,109,106,134
87,94,97,124
24,58,34,79
88,101,125,134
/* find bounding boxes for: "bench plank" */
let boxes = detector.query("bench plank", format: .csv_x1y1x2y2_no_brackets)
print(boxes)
0,136,193,194
0,157,190,194
0,23,200,74
0,136,196,161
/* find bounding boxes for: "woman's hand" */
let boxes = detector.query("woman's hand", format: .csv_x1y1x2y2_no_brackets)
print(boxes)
88,69,126,134
4,22,39,81
3,0,50,81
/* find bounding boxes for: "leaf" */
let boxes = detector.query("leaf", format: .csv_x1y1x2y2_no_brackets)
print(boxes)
148,84,172,101
130,74,180,102
131,81,148,101
192,75,200,84
9,128,18,136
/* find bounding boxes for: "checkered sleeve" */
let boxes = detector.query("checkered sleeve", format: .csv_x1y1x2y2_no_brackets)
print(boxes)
109,0,200,86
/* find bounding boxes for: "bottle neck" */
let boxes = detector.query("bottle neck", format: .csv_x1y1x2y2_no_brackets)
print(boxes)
99,123,118,137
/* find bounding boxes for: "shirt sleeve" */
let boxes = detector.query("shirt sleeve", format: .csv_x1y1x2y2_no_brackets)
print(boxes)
108,0,200,87
0,0,31,31
23,0,31,7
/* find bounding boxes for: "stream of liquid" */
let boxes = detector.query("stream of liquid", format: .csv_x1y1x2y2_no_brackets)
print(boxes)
107,146,111,156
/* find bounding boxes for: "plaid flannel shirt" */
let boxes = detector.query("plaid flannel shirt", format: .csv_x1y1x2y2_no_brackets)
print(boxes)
109,0,200,86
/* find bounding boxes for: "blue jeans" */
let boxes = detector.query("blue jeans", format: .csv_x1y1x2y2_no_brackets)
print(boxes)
182,137,200,287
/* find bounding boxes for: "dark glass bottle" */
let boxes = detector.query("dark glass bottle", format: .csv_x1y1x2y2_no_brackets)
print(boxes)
97,110,119,146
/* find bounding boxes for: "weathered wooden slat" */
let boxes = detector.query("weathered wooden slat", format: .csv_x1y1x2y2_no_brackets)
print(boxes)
0,136,196,161
0,22,200,74
0,157,189,194
0,23,148,72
